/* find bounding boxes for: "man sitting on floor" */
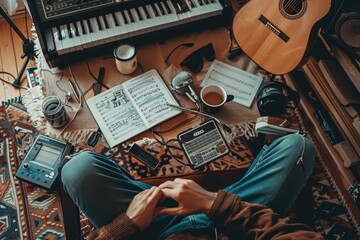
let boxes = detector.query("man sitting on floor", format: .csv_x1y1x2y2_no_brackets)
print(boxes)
61,134,325,239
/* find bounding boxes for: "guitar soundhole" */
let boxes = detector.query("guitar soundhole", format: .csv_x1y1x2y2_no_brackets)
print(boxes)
279,0,307,19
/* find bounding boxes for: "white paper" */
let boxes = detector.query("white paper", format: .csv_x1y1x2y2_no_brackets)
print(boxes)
201,60,263,107
0,0,18,15
86,69,181,147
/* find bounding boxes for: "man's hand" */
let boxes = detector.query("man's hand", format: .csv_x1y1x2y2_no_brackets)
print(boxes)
158,178,217,216
126,186,162,230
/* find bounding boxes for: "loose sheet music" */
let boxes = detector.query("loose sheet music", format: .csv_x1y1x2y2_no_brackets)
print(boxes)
87,69,181,147
201,60,263,107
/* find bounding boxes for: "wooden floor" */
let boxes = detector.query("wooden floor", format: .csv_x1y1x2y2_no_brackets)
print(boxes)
0,11,35,103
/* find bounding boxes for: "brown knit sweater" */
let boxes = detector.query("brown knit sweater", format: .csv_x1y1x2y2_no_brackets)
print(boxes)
88,190,324,240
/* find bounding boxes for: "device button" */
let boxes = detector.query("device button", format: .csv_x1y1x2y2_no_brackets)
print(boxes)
24,163,29,169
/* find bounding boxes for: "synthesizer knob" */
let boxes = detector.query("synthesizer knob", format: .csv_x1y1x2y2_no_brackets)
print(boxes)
24,163,30,169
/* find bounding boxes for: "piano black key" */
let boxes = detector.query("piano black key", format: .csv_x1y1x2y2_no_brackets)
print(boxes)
188,0,195,8
74,22,80,36
135,7,143,20
66,24,72,38
142,6,151,19
157,2,166,15
56,26,62,40
86,19,93,32
198,0,203,6
204,0,209,4
112,12,120,26
96,16,103,30
102,15,110,29
121,11,129,24
80,20,86,34
127,10,135,23
170,0,185,13
151,3,159,17
162,0,172,14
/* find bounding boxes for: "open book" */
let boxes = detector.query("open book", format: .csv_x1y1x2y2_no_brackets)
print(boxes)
87,69,182,147
255,116,300,136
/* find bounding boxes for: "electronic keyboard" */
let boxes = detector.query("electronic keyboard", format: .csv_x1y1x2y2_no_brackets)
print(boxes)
27,0,232,68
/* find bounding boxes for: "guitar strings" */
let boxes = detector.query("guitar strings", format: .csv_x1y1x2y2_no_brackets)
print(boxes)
284,0,302,14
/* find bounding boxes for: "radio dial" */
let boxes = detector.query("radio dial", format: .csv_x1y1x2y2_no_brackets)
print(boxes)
24,163,30,169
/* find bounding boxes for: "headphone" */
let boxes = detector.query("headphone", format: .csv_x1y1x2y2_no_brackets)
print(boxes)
256,81,300,117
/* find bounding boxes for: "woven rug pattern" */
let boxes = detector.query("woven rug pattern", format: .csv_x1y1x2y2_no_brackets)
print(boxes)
0,103,253,239
1,103,360,239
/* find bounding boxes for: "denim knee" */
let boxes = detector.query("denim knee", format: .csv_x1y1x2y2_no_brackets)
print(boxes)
277,134,316,171
61,151,101,194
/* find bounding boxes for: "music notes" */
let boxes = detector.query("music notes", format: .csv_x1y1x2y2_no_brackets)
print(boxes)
87,69,181,148
123,70,181,126
201,60,263,107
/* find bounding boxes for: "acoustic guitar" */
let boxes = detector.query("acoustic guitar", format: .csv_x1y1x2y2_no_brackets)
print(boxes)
232,0,331,75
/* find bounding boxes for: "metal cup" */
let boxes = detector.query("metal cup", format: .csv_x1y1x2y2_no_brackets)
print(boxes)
42,96,69,128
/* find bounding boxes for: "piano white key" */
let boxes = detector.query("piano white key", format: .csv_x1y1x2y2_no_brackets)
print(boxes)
158,2,174,27
145,4,159,29
52,27,64,54
114,11,130,39
89,17,105,46
137,7,150,33
130,8,145,33
69,23,82,51
153,3,167,28
59,25,70,54
75,21,88,49
136,7,150,33
98,16,111,43
123,10,138,36
82,20,95,49
104,14,117,41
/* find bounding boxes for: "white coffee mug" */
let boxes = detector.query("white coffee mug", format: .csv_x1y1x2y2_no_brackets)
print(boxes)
114,44,137,75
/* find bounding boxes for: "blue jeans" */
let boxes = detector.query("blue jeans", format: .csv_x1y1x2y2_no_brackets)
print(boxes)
61,134,316,239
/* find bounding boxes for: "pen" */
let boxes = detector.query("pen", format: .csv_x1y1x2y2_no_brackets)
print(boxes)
167,103,232,133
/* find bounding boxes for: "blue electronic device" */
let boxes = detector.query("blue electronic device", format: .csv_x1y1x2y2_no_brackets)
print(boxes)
15,135,72,191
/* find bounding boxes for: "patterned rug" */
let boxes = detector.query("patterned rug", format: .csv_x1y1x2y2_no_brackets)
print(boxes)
1,103,360,239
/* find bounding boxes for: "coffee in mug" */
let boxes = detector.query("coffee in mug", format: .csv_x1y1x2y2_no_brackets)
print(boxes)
114,44,137,75
200,85,234,114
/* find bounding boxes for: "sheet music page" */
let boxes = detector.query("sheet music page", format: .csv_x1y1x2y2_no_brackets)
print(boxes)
201,60,263,107
123,69,181,127
86,85,147,148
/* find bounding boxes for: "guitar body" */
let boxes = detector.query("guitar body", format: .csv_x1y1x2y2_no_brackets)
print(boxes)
232,0,331,74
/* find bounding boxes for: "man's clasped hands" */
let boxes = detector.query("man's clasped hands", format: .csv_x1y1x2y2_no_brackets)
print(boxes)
125,178,217,230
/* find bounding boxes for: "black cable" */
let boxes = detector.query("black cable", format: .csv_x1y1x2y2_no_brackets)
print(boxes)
152,103,201,134
165,139,193,167
85,61,110,89
151,126,194,167
0,72,27,90
164,42,194,63
0,71,17,81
